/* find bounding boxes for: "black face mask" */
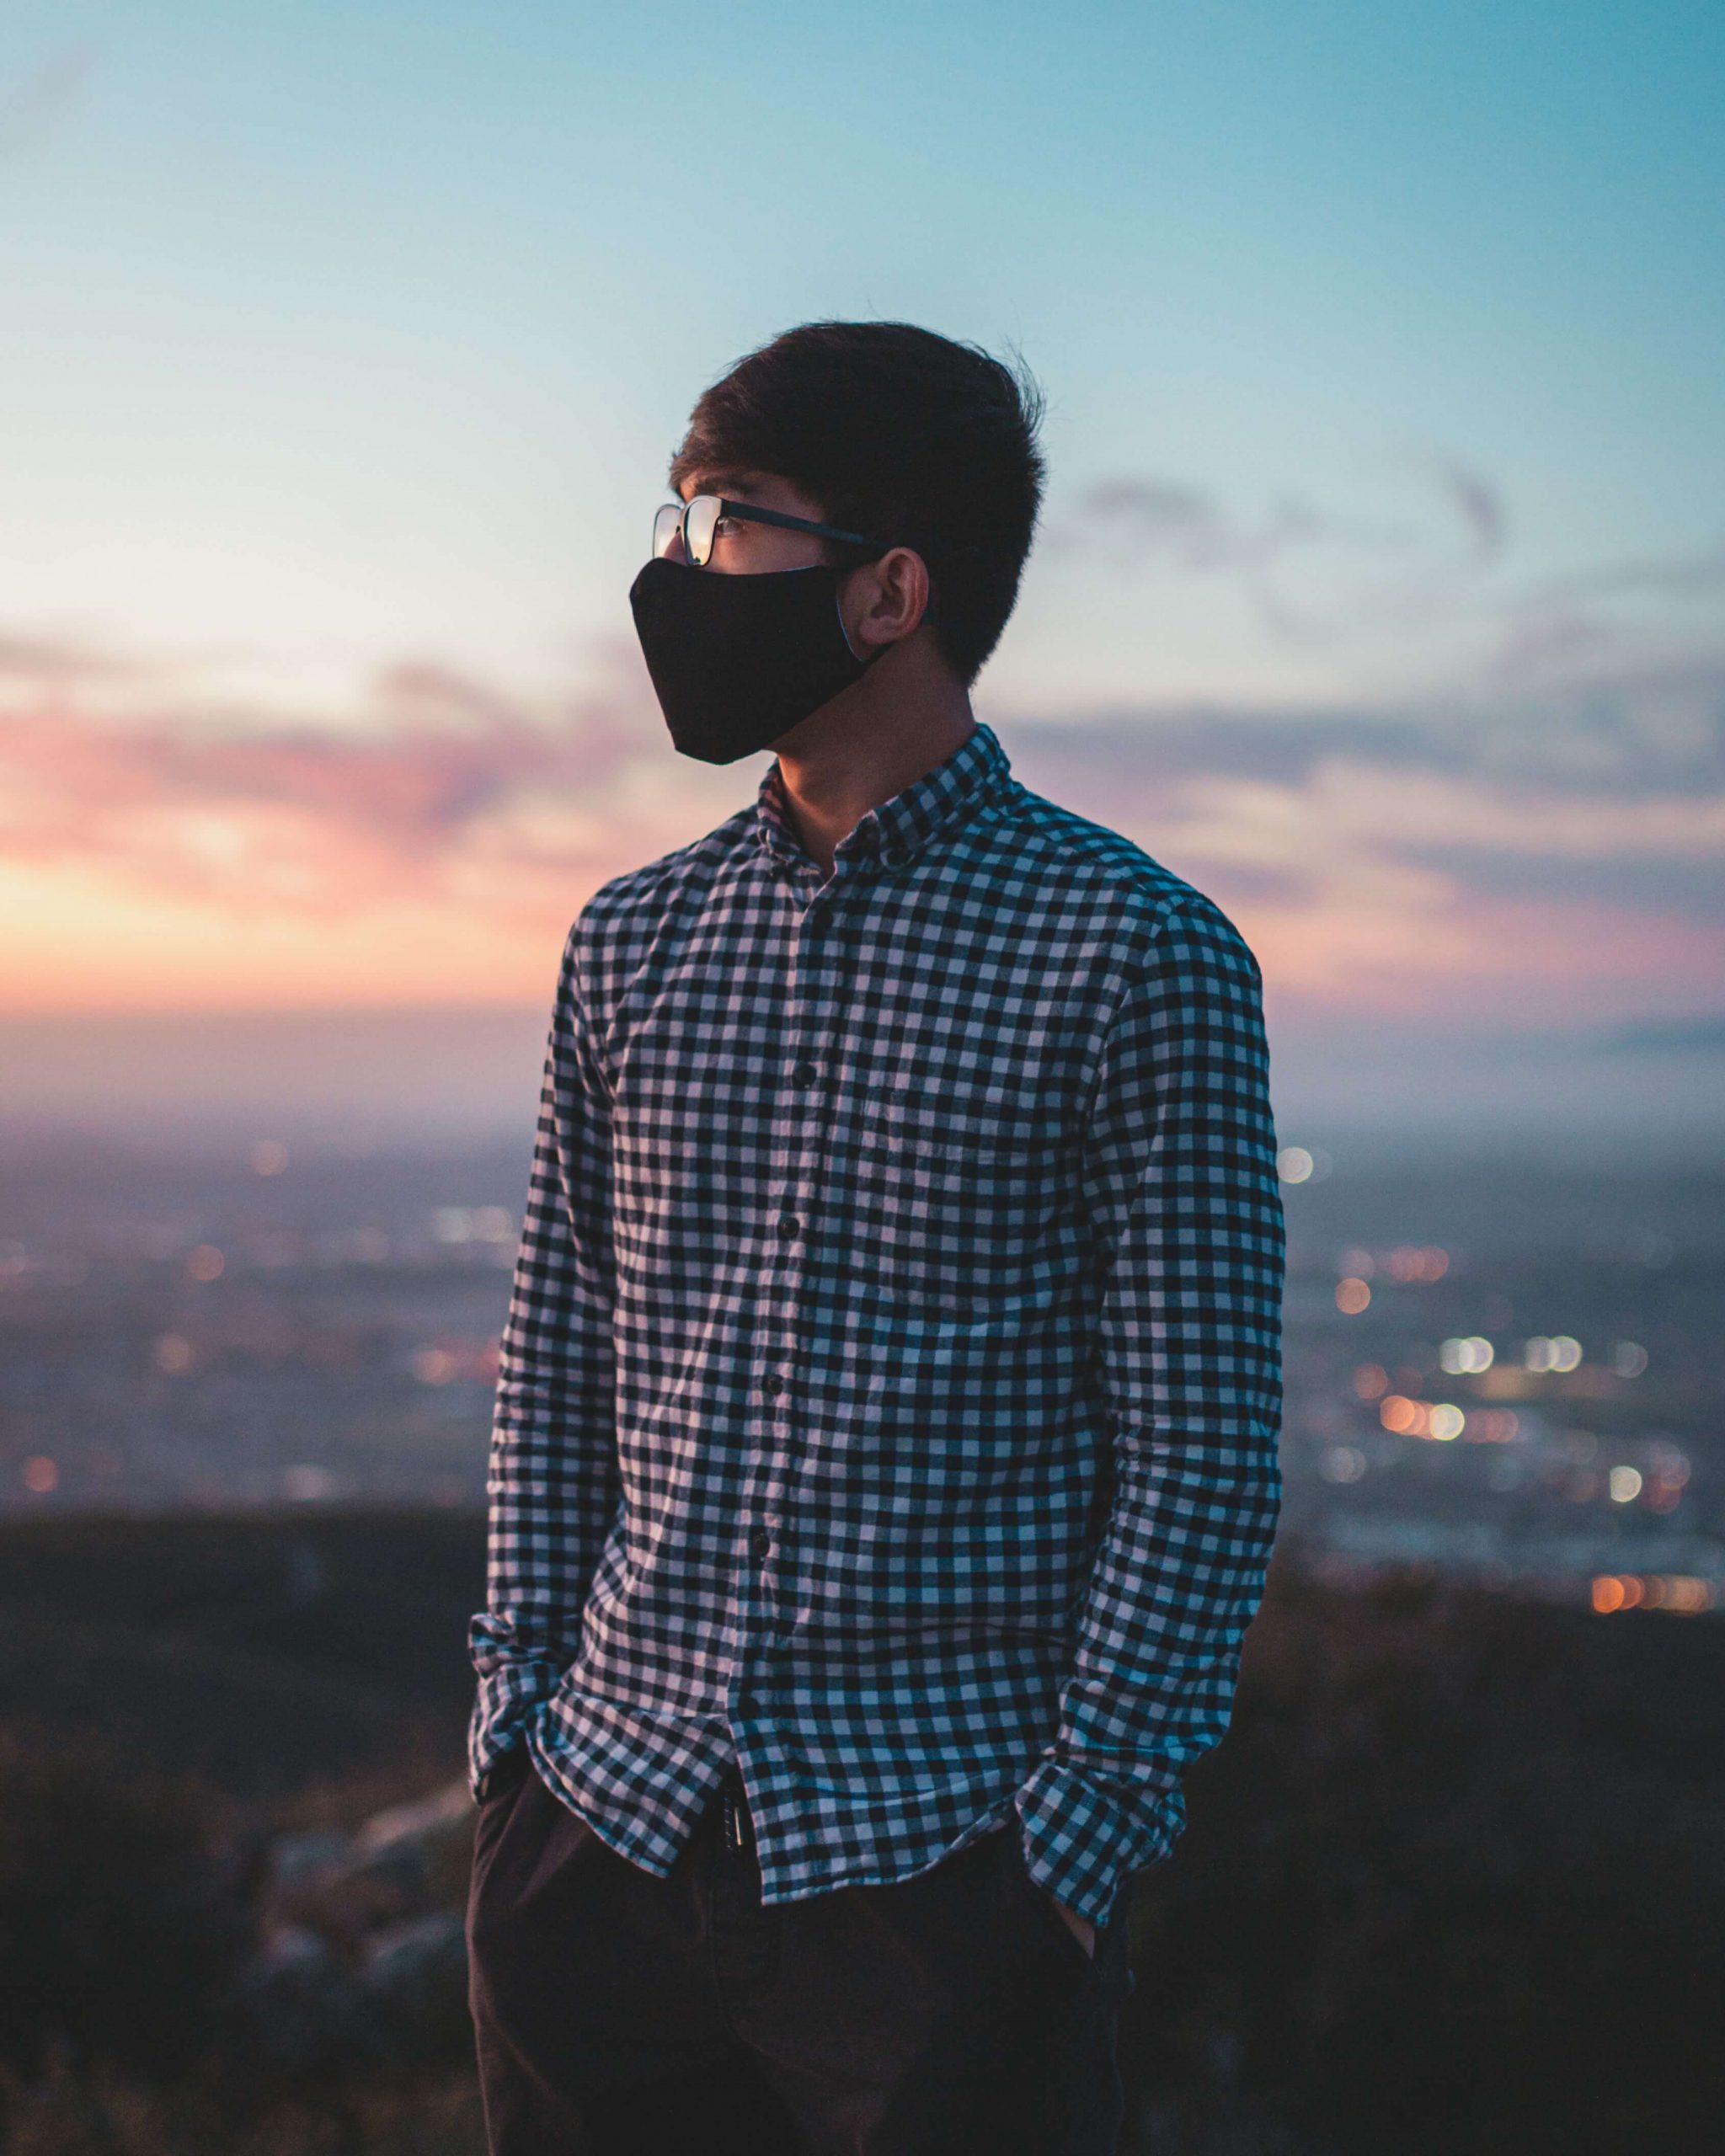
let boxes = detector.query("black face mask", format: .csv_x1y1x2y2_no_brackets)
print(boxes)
628,556,889,764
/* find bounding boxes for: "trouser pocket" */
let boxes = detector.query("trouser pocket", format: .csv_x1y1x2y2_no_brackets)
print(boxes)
996,1828,1103,1977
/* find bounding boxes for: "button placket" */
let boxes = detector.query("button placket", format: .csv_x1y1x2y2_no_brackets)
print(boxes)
737,881,834,1680
751,888,852,1652
727,870,807,1706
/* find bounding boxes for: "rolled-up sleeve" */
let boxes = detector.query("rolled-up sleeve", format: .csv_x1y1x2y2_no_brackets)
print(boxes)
1013,896,1285,1926
466,919,622,1802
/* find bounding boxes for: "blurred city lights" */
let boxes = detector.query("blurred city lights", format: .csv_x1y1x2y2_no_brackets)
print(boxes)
3,1119,1707,1614
408,1337,500,1384
1320,1444,1367,1484
1378,1396,1467,1441
1525,1335,1583,1373
432,1206,515,1246
1592,1574,1712,1615
152,1333,194,1374
1648,1442,1690,1486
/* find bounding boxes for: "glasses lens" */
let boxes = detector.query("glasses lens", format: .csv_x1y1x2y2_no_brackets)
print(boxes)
652,503,683,560
684,495,722,567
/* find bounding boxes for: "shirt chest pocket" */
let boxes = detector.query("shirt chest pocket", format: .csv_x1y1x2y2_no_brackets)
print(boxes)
849,1092,1071,1314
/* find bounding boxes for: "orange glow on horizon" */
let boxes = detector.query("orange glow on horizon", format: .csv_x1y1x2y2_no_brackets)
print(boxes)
3,664,1723,1020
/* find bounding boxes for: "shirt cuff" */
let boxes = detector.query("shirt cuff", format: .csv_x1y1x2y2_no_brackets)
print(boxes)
1012,1753,1186,1929
466,1654,567,1804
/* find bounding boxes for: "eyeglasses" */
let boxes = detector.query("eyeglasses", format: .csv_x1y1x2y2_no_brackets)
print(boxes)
652,494,893,568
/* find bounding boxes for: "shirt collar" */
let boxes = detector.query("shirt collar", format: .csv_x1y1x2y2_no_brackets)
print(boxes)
755,721,1012,873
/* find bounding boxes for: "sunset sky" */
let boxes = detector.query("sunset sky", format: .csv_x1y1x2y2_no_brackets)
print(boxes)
3,1,1721,1145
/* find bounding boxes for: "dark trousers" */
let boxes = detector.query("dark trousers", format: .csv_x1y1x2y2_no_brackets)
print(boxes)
466,1748,1135,2154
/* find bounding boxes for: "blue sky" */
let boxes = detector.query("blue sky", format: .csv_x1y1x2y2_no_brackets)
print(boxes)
0,2,1720,1146
4,0,1720,704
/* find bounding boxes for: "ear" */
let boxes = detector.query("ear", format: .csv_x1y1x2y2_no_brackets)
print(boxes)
841,545,933,653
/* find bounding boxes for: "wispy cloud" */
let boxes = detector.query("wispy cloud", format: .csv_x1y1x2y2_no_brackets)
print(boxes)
1427,456,1508,564
1002,653,1725,1024
0,44,97,165
1058,453,1722,688
3,440,1722,1030
1060,451,1509,648
3,611,1722,1031
0,642,677,917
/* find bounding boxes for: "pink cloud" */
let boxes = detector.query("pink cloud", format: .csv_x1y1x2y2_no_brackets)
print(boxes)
0,648,671,915
3,624,1722,1036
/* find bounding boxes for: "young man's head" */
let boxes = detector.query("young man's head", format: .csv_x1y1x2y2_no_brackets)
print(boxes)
665,320,1047,691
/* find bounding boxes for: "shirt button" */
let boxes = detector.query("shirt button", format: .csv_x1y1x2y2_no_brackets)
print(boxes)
750,1526,772,1560
777,1214,800,1238
764,1373,785,1396
792,1059,818,1085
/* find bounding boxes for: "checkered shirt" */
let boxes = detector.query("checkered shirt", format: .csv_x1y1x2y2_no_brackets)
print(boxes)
467,718,1284,1928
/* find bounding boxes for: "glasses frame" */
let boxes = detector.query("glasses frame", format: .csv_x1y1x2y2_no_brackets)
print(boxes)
653,494,895,569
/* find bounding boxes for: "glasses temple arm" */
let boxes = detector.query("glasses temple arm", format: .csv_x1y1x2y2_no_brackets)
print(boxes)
718,499,890,552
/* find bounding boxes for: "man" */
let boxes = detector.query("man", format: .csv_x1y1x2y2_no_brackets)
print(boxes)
465,320,1284,2155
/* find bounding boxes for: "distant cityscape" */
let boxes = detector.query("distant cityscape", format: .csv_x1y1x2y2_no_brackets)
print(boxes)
1270,1145,1719,1618
2,1129,1718,1620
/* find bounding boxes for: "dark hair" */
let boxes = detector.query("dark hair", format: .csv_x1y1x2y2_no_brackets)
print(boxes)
666,320,1047,687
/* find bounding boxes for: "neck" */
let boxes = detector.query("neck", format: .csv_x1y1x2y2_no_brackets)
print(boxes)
771,638,976,878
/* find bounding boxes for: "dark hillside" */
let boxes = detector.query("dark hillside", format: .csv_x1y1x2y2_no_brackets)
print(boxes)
1,1508,1721,2153
0,1506,483,1799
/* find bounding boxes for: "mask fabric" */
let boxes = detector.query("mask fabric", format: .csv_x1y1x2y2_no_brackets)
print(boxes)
628,555,887,764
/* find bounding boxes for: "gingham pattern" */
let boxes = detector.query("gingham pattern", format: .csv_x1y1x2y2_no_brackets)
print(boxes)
467,719,1284,1928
